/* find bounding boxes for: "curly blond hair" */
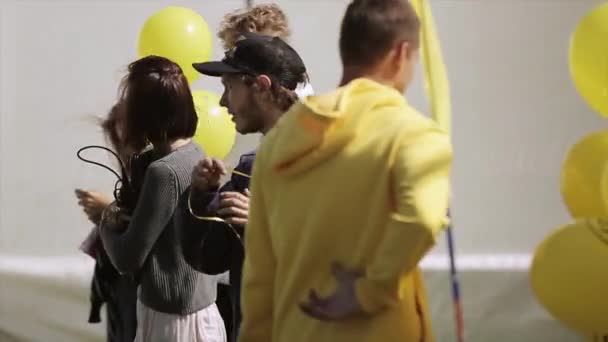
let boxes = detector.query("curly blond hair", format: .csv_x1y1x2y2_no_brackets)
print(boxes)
218,3,291,50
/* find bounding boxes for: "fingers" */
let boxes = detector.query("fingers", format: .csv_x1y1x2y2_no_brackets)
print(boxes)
192,158,227,191
75,189,91,201
192,161,212,190
299,289,335,321
244,188,251,197
196,158,227,175
217,206,248,219
193,161,210,179
300,302,331,320
218,192,250,225
225,216,248,226
197,157,214,170
78,197,93,208
191,173,209,190
78,197,101,208
300,265,365,321
193,158,213,177
220,192,249,208
211,158,228,176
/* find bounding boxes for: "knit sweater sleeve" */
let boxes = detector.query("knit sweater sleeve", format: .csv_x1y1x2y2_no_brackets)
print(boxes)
100,161,178,274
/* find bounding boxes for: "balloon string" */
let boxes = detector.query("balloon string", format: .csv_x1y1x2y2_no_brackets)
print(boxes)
187,189,244,246
231,169,251,179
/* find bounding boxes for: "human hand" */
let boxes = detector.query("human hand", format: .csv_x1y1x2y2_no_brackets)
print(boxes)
192,158,227,192
100,203,130,231
218,189,250,226
300,263,365,321
75,189,113,225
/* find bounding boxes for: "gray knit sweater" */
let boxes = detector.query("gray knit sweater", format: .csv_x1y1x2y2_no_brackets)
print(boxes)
100,142,218,315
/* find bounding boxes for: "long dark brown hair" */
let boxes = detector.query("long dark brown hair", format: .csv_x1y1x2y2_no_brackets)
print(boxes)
119,55,198,151
100,101,134,163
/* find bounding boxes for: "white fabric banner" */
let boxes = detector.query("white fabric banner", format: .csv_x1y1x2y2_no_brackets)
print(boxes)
0,254,581,342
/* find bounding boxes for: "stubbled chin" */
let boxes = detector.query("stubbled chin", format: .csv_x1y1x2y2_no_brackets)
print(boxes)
234,118,246,133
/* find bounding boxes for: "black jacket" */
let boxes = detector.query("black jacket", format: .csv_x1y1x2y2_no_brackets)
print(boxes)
183,152,254,342
87,149,156,342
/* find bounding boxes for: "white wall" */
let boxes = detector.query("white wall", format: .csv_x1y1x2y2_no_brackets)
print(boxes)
0,0,605,257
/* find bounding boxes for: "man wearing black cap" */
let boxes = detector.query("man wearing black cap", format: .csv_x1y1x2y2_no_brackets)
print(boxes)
182,32,309,342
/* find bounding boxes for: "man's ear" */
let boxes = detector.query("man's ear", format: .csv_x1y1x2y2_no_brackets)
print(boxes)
395,41,410,62
254,75,272,92
400,40,419,61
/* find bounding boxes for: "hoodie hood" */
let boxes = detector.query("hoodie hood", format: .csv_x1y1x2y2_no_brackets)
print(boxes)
266,78,408,178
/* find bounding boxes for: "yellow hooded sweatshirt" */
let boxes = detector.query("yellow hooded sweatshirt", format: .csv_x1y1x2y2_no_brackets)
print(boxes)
239,78,452,342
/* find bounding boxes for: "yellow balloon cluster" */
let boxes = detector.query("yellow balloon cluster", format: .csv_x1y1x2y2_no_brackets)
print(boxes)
531,220,608,335
138,7,212,84
570,3,608,118
561,131,608,218
137,7,236,159
531,3,608,338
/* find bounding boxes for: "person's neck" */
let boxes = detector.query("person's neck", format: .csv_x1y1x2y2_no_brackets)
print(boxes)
260,107,284,135
340,65,396,89
153,138,191,155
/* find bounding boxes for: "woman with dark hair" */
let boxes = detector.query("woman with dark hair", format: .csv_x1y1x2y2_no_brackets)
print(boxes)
76,102,138,342
77,103,134,226
99,55,226,342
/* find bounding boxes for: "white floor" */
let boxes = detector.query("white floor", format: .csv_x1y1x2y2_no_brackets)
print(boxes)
0,254,582,342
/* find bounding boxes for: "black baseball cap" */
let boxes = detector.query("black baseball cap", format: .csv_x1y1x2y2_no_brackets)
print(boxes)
193,32,307,91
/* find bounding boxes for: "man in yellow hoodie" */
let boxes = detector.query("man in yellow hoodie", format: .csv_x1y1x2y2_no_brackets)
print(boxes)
240,0,453,341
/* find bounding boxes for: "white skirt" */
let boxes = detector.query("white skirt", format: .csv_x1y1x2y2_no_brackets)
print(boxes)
134,301,226,342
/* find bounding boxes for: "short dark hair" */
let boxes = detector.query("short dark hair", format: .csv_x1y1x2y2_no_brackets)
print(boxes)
339,0,420,67
119,55,198,150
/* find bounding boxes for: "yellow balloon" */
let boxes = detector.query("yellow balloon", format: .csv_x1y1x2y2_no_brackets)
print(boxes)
192,90,236,159
561,130,608,218
530,219,608,334
138,7,212,84
569,3,608,117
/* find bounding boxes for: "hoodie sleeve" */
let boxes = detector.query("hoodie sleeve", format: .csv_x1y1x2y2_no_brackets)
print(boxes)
239,155,275,342
355,128,452,314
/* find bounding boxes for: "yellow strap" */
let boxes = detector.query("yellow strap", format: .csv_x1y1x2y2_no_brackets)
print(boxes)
231,169,251,179
187,189,243,244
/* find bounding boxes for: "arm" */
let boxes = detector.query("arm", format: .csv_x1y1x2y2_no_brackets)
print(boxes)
183,181,239,275
189,185,222,216
355,129,452,314
99,162,177,273
188,157,232,216
239,157,275,342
